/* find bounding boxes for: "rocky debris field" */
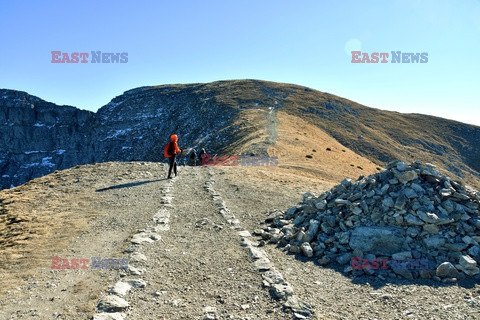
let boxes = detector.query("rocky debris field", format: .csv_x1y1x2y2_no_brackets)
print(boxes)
260,160,480,283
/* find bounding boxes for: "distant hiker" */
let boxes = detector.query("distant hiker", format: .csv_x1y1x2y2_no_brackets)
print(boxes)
164,134,182,179
189,149,197,166
198,148,206,166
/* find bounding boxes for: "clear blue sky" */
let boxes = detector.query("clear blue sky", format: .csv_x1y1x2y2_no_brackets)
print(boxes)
1,0,479,126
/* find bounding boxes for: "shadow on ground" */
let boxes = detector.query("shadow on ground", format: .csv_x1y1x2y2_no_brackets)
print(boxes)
96,179,165,192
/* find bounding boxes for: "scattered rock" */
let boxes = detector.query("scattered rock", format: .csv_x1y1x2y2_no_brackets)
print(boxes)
436,262,459,278
97,295,129,312
457,255,480,275
129,252,147,262
392,251,412,260
349,226,405,256
123,265,145,276
131,232,158,244
397,170,418,184
203,306,217,319
92,312,126,320
238,230,252,237
459,255,477,269
110,281,132,296
254,258,273,271
284,295,314,318
270,283,294,299
300,242,313,258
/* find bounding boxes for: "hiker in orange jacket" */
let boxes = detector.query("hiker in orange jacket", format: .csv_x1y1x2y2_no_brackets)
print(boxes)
164,134,182,179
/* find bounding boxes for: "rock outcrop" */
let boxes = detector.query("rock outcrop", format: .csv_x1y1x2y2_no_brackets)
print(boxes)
0,89,95,189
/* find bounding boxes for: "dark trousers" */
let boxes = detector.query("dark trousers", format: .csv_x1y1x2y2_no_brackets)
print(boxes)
168,155,177,178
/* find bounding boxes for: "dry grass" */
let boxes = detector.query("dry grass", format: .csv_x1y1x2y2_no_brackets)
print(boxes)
270,111,379,182
281,89,480,189
218,111,381,200
221,109,270,155
0,172,94,295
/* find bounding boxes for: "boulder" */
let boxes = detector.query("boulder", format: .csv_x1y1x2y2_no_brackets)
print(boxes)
349,226,405,256
436,262,459,278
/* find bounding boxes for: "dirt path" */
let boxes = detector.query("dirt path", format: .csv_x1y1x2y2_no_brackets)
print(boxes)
265,107,279,146
124,165,297,319
247,106,279,157
0,164,304,320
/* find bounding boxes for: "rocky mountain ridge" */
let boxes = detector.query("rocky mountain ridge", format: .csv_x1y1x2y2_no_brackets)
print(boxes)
1,80,479,190
0,83,248,189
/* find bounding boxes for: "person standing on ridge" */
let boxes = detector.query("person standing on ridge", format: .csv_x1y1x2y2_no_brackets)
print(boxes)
189,149,197,166
164,134,182,179
198,148,206,166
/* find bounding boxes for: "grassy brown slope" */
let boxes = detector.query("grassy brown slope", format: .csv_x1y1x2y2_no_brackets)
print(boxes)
276,86,479,189
186,79,479,188
270,111,379,182
0,168,95,294
218,109,270,156
218,111,380,199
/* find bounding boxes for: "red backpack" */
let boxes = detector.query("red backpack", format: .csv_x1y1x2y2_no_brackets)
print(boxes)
164,142,177,158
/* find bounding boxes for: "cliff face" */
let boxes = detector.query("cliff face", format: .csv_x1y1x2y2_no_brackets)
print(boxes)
91,84,242,163
0,90,95,189
1,80,479,190
0,84,245,189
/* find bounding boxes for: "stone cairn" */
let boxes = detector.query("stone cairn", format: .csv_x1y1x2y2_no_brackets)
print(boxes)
259,160,480,282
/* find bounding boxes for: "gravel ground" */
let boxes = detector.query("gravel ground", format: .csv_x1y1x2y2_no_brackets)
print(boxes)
0,162,171,319
216,166,480,320
125,165,287,319
1,162,480,320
